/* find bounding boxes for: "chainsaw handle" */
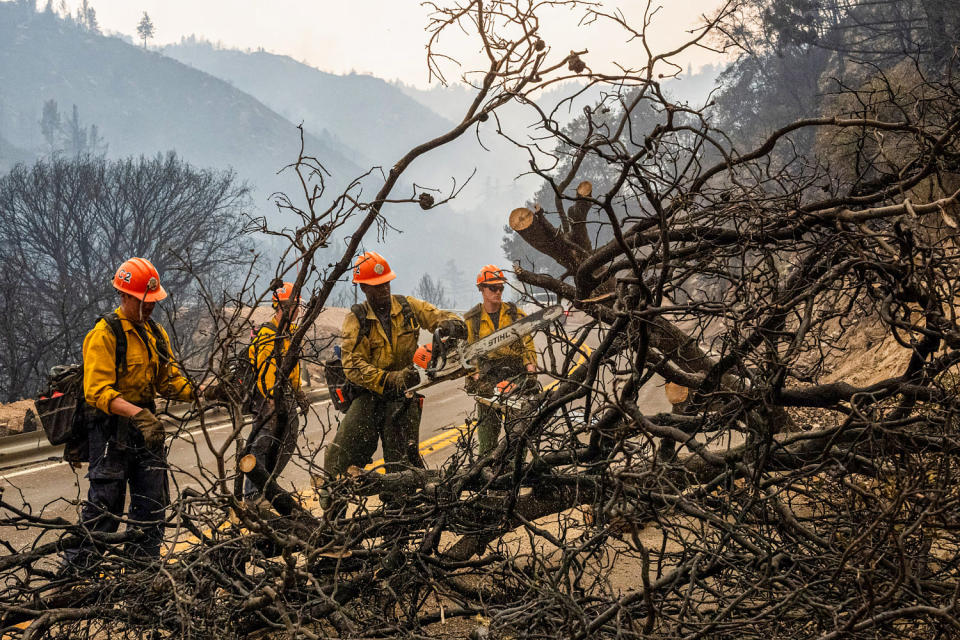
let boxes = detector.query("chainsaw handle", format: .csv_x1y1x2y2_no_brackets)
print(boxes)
427,329,447,375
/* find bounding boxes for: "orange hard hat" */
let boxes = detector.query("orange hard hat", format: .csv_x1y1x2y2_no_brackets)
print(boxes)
353,251,396,285
113,257,167,302
476,264,507,286
272,281,300,305
413,343,432,369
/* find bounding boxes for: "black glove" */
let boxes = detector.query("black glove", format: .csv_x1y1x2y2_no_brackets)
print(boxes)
521,371,542,395
465,375,494,397
464,376,480,395
131,409,165,449
438,319,467,340
384,367,420,392
202,382,227,402
296,389,311,414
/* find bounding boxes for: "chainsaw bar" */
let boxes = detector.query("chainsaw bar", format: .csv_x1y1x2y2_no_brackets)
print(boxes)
460,304,564,364
407,304,563,393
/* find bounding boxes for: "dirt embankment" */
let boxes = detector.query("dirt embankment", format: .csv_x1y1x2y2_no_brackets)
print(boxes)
0,399,37,436
823,315,911,387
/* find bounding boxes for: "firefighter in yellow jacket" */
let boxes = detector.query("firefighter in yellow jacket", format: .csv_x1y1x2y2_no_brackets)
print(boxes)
65,257,195,569
323,251,465,477
464,265,538,455
242,281,308,498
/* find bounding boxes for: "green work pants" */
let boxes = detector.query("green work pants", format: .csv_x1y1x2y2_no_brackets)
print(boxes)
324,392,424,477
476,402,503,456
470,356,526,456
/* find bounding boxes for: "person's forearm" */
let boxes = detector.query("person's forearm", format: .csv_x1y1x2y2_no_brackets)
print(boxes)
109,396,143,417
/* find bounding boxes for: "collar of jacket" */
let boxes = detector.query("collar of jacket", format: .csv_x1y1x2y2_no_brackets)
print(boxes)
485,302,506,318
361,297,402,320
263,321,299,334
114,305,148,329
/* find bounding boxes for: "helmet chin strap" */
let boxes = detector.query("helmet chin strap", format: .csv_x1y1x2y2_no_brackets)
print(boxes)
127,294,148,325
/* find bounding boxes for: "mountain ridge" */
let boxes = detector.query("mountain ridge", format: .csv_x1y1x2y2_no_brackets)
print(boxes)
0,6,364,220
161,39,454,169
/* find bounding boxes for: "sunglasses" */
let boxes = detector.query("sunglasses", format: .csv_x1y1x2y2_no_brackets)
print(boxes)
483,285,504,293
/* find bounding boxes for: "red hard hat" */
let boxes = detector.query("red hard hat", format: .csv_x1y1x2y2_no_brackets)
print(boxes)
113,257,167,302
353,251,396,285
272,282,299,305
476,264,507,286
413,343,432,369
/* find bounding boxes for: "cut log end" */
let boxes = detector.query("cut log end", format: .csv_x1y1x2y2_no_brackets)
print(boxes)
239,454,258,474
664,382,689,405
576,181,592,197
510,207,535,232
346,465,364,478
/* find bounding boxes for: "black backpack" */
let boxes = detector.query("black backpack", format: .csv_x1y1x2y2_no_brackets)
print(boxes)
220,322,274,414
33,313,170,461
324,296,419,412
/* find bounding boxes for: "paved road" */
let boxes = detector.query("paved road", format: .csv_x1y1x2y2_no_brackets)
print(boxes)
0,320,672,553
0,378,472,551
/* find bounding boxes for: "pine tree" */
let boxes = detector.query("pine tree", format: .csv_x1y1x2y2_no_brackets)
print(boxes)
136,11,155,49
87,124,108,157
39,99,61,155
62,104,88,157
77,0,99,33
85,6,99,33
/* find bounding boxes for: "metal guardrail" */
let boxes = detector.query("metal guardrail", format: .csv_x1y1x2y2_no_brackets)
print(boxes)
0,388,330,473
0,429,53,471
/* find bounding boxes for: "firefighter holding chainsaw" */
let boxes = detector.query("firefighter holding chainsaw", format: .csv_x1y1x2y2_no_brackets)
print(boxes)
64,257,195,570
464,265,538,455
324,251,466,477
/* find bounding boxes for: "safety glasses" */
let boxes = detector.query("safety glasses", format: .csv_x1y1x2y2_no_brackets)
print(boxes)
483,285,505,293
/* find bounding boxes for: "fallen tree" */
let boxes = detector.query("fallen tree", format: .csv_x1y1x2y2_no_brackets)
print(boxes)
3,0,960,638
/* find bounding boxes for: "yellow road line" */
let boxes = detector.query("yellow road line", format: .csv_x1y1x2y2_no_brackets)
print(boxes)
365,422,470,473
169,422,471,553
9,422,472,634
542,342,592,392
45,349,595,602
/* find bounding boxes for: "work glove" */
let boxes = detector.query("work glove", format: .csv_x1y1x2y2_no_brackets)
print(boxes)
438,319,467,340
464,375,480,395
296,389,311,414
202,382,227,402
383,367,420,393
520,371,542,395
465,374,494,397
131,409,165,449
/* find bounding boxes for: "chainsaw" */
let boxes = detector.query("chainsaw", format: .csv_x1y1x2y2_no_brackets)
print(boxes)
473,378,539,412
408,304,564,393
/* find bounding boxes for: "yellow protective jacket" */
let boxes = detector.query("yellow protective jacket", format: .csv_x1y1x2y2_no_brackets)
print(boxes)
341,295,458,395
464,302,537,369
249,321,301,398
83,307,194,415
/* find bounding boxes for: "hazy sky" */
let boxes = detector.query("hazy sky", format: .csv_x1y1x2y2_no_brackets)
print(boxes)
72,0,727,87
